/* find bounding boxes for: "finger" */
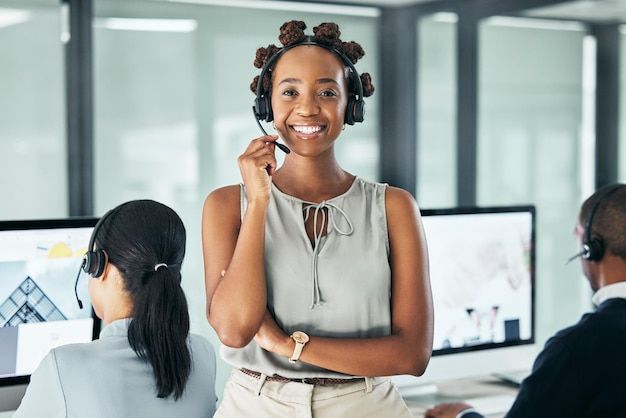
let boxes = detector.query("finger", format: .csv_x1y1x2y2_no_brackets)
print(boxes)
263,157,277,176
238,146,276,170
244,152,276,175
243,149,277,169
241,143,276,163
244,135,279,154
239,142,277,173
258,135,279,143
251,141,277,158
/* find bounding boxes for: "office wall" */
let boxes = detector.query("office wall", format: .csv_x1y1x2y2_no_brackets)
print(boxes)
92,0,379,401
0,1,67,220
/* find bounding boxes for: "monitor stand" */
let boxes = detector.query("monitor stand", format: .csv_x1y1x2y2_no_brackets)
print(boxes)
0,384,27,412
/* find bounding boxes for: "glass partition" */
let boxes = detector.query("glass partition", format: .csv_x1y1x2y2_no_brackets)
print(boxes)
0,1,67,220
477,17,587,341
416,13,457,208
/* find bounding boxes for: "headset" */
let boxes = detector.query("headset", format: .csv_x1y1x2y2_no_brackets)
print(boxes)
73,206,119,309
253,35,365,127
568,185,622,264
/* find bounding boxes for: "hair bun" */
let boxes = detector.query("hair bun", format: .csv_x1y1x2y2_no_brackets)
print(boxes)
341,41,365,64
254,44,280,69
360,72,375,97
249,74,271,94
313,22,341,45
279,20,306,46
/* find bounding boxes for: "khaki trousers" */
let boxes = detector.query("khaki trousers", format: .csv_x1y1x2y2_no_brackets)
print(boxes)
215,369,413,418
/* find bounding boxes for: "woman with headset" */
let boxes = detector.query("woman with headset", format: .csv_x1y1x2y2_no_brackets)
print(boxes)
202,21,433,417
15,200,217,418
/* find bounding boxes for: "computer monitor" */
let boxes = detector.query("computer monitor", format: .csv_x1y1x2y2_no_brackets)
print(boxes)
0,218,100,412
394,206,536,391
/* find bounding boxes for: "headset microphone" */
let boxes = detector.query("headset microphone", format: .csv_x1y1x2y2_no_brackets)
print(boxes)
74,262,84,309
252,107,290,154
565,249,586,265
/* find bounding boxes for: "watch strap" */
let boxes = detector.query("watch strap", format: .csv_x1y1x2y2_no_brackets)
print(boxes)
289,336,306,363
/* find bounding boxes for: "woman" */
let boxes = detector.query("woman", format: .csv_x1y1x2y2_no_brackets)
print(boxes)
202,21,432,417
15,200,217,418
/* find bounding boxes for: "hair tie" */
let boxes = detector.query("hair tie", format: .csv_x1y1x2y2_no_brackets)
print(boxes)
154,263,168,271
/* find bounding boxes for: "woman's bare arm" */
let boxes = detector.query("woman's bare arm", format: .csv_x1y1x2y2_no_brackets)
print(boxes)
202,136,279,348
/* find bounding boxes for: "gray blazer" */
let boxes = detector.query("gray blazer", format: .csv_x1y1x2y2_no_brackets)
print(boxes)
13,319,216,418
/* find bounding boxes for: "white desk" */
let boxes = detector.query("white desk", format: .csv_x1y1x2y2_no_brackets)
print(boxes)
2,376,517,418
402,375,518,418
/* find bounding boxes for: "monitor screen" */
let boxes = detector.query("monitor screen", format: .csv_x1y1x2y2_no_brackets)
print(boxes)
393,206,537,392
421,206,535,356
0,219,100,385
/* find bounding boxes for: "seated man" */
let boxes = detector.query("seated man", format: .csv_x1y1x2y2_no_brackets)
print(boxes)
426,184,626,418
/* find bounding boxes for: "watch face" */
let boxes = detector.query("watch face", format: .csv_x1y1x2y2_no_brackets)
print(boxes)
292,331,310,343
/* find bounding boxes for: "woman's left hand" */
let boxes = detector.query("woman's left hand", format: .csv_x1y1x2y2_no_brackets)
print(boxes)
254,311,292,357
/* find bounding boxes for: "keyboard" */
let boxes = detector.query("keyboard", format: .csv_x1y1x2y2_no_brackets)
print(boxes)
492,369,530,386
405,393,516,417
468,394,516,415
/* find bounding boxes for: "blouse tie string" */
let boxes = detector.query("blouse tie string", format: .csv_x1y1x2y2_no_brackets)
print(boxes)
302,201,354,309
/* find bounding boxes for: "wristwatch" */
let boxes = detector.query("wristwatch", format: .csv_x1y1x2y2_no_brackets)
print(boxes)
289,331,310,363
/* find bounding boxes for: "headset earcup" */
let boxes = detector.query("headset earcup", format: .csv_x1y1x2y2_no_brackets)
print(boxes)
82,252,95,276
93,250,106,278
82,250,106,277
352,99,365,124
345,97,356,125
264,96,273,123
583,238,605,261
254,97,267,121
254,96,273,123
344,96,364,126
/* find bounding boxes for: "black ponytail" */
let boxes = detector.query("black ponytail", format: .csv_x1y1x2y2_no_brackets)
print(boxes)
96,200,191,399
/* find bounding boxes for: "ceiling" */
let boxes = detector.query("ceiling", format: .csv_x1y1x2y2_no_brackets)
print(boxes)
524,0,626,23
321,0,433,5
324,0,626,23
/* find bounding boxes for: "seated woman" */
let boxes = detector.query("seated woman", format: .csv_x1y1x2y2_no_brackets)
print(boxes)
14,200,217,418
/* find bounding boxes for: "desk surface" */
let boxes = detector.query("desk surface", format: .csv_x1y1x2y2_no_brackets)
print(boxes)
403,375,518,418
2,375,517,418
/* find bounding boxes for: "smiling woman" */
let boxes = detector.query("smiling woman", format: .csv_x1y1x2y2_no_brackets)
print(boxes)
271,46,348,157
201,20,433,418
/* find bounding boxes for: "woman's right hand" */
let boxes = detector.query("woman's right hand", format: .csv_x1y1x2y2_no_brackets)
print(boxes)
237,135,279,203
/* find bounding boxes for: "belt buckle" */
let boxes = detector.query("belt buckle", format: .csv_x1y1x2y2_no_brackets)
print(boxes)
301,377,316,385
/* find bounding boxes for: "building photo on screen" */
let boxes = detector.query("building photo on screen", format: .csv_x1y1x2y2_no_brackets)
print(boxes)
0,220,99,382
